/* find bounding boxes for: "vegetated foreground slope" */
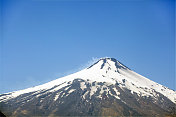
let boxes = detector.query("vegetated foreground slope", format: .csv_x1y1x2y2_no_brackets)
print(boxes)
0,58,175,117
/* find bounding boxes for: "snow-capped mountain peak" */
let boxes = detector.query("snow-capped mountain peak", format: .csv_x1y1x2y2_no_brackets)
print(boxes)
0,57,176,116
87,57,129,70
1,57,175,103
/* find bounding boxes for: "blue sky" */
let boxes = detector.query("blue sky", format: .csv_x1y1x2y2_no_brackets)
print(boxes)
0,0,175,93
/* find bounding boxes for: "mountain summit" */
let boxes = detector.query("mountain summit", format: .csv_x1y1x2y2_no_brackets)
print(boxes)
87,57,130,71
0,58,176,116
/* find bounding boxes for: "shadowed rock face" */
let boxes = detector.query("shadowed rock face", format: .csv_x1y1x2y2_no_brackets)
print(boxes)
0,58,175,117
0,110,6,117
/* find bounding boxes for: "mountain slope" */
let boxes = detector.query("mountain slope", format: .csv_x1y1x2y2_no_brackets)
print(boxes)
0,58,175,116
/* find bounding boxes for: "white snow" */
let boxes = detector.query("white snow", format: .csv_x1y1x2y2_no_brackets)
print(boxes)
109,88,120,99
64,86,71,91
68,89,76,94
54,92,62,101
113,87,120,96
83,91,89,99
89,85,98,98
80,82,87,90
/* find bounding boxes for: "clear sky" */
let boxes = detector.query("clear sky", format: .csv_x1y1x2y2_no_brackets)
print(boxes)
0,0,175,93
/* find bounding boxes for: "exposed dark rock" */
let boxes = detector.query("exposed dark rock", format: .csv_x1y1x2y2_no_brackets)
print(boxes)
0,110,6,117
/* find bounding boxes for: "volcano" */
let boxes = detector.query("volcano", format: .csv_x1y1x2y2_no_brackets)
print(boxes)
0,58,175,116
